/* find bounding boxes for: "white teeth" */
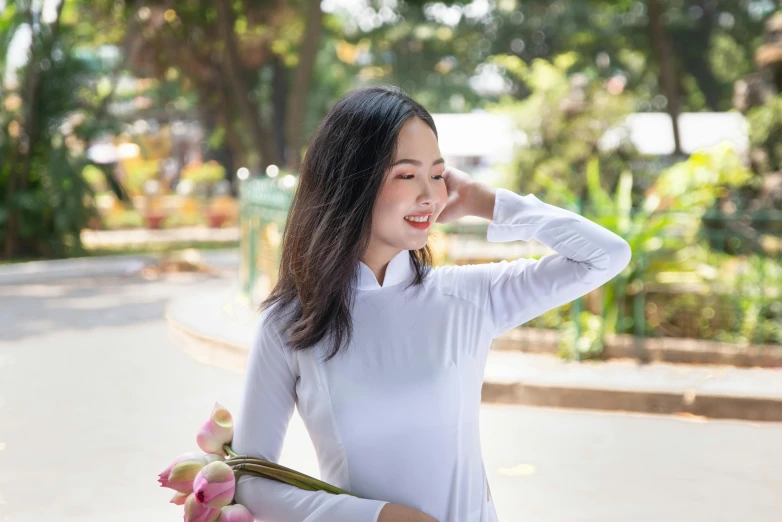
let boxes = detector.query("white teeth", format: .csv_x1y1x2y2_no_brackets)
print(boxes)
405,215,429,223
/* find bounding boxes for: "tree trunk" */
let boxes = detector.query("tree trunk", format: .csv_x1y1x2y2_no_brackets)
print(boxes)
284,0,323,170
213,76,250,192
215,0,281,170
271,54,288,167
670,0,721,110
647,0,683,156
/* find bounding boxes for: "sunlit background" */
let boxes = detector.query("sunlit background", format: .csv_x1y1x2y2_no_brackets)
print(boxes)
1,1,782,521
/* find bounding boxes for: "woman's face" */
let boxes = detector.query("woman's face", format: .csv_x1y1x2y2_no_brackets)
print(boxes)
368,117,448,260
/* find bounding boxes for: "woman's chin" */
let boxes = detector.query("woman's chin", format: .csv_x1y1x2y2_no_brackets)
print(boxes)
406,237,429,250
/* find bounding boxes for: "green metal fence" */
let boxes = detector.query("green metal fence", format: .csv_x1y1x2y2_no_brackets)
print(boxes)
238,177,295,308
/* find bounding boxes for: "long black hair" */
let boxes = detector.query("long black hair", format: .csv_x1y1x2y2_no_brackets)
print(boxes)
259,85,439,364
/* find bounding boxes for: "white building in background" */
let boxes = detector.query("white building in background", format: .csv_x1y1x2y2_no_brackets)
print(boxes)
432,112,523,163
600,112,749,156
431,112,525,188
431,111,750,186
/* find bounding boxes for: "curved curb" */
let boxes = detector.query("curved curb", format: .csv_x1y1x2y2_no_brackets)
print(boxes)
480,381,782,422
166,310,250,375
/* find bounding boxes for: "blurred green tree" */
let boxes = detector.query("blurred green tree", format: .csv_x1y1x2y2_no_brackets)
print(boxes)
485,53,642,199
351,1,773,152
0,0,124,259
119,0,331,172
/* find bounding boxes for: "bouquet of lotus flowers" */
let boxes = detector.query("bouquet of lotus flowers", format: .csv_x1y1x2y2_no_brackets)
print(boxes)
158,402,356,521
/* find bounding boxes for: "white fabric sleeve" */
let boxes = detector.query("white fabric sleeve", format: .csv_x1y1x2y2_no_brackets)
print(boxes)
480,187,632,338
232,311,390,522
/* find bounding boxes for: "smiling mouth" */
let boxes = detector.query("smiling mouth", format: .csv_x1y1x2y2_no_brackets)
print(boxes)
404,215,431,229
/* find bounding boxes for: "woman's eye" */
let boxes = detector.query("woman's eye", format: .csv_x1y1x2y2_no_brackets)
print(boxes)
399,174,445,180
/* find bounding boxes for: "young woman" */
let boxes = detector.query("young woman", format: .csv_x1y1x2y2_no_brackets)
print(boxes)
232,86,632,522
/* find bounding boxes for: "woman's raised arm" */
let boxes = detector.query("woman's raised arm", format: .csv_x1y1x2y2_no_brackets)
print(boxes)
443,182,632,339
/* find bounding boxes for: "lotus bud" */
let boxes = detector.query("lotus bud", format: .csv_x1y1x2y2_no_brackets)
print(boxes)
184,492,221,522
170,492,188,505
196,402,233,456
205,453,224,464
192,461,236,509
218,504,254,522
165,454,210,494
158,452,200,485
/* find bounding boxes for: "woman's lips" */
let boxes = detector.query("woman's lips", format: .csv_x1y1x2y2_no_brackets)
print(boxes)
404,217,431,229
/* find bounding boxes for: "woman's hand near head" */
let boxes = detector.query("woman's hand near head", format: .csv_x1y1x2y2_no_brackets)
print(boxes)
435,165,497,224
378,503,440,522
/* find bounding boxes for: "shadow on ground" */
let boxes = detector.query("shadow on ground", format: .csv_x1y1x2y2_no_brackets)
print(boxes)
0,272,232,342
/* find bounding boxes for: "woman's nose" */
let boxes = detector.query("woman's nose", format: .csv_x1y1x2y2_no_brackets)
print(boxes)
418,182,438,205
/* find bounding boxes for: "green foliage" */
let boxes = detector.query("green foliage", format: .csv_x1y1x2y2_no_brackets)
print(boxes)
0,140,100,257
746,94,782,175
709,32,753,85
645,143,753,228
552,144,753,359
0,5,122,259
180,161,226,185
124,159,161,195
559,311,605,359
352,0,765,114
488,53,643,200
162,212,207,229
716,254,782,345
642,251,782,346
82,165,108,192
101,207,143,230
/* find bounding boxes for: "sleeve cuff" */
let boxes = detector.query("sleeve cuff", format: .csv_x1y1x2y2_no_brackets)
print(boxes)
325,496,389,522
486,188,544,243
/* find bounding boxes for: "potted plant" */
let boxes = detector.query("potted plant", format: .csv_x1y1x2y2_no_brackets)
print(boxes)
207,180,236,228
143,179,166,229
180,160,226,198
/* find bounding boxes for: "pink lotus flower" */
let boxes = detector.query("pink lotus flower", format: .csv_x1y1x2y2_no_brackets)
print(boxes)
196,402,233,456
162,454,210,494
193,461,236,509
184,492,221,522
218,504,254,522
170,492,188,505
205,453,224,463
158,452,200,486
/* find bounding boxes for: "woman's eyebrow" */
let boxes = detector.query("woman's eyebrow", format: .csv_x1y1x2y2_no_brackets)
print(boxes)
391,158,445,167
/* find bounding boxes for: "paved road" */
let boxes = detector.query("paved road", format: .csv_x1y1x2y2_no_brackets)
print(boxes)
1,272,781,522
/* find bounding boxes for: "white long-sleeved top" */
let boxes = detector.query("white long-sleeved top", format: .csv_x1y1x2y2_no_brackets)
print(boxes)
233,188,632,522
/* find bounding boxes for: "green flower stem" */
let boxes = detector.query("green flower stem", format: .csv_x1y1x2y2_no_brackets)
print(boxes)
230,463,320,491
227,459,332,492
224,456,355,497
243,466,320,491
223,444,239,458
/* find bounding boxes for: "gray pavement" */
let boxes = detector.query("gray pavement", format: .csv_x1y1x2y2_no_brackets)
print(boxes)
1,273,781,521
0,248,240,285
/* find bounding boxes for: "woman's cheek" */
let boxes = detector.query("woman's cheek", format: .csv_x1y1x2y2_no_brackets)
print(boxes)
378,180,406,204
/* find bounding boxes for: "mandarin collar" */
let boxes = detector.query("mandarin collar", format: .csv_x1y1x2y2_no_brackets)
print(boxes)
354,249,413,291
